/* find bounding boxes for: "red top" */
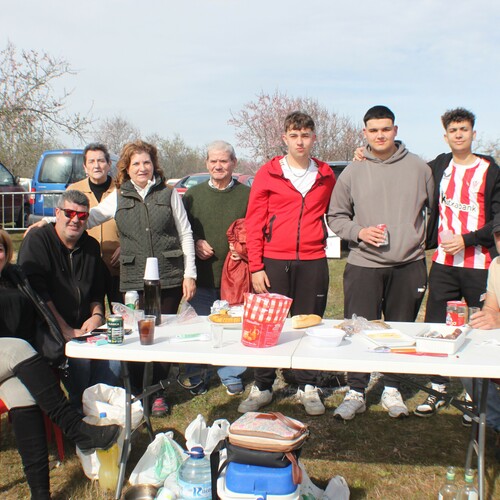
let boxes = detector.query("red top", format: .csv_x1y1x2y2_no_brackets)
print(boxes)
246,156,335,273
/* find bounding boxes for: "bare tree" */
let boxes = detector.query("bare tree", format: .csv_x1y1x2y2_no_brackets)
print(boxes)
229,90,363,168
146,133,205,180
0,41,92,176
94,115,141,155
475,136,500,163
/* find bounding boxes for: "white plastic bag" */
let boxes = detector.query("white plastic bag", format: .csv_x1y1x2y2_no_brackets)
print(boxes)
299,463,349,499
185,414,230,454
129,431,184,486
77,383,144,479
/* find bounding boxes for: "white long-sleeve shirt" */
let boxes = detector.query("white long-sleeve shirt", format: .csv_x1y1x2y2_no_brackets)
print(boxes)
87,181,196,280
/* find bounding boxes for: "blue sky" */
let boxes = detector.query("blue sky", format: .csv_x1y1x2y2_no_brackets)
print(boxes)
3,0,500,160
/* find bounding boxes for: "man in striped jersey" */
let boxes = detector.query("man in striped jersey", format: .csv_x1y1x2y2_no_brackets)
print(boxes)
415,108,500,417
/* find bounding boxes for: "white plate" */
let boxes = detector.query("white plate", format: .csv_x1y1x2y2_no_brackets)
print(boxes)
360,329,415,347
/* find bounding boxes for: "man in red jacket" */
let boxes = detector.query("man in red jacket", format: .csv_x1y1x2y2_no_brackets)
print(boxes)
240,111,336,415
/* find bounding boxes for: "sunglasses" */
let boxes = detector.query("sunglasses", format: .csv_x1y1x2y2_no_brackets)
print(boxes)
60,209,89,221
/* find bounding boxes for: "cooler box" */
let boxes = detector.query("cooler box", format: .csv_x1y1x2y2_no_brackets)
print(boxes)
218,463,299,500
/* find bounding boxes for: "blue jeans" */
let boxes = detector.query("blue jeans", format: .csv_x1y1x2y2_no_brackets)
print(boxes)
461,378,500,433
188,287,246,387
64,358,122,409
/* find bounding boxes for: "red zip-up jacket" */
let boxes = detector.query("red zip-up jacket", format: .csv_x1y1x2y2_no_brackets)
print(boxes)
246,156,335,273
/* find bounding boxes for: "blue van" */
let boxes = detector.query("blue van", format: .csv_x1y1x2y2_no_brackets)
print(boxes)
28,149,117,224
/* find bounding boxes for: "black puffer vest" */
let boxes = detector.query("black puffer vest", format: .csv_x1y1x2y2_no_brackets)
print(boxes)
116,178,184,291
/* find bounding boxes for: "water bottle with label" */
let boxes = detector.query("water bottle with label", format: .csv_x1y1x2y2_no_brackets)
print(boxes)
177,446,212,500
457,469,479,500
438,466,458,499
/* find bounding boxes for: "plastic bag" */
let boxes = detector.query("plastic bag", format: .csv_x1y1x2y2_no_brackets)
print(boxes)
337,314,390,336
129,431,185,486
299,463,350,499
77,383,144,479
111,302,143,330
185,414,230,454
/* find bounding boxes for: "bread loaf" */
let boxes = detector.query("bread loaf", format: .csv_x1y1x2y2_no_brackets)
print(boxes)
291,314,322,329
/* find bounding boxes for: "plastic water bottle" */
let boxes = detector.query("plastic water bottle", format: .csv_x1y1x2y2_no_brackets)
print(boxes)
438,466,458,499
94,412,120,491
457,469,479,500
177,446,212,500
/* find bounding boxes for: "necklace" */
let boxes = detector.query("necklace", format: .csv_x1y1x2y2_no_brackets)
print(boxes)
283,156,310,178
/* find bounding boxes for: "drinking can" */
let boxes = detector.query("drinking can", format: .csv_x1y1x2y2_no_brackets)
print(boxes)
377,224,389,246
124,290,139,310
446,300,467,326
107,315,124,344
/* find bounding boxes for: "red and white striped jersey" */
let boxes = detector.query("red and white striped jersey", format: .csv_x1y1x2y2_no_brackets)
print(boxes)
433,157,491,269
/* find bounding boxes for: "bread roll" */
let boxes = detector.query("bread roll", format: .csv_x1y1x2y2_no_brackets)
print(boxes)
292,314,322,329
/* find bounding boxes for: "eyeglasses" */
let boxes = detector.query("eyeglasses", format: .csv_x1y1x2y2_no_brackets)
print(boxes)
60,209,89,221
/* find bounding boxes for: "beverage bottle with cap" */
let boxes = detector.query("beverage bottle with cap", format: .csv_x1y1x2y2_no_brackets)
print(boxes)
457,469,478,500
177,446,212,500
438,466,458,499
93,412,120,491
143,257,161,325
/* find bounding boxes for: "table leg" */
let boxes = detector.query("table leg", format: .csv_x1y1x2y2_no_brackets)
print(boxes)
115,361,132,500
142,362,154,441
477,378,489,500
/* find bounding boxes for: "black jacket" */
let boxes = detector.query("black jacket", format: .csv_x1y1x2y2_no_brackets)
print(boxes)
18,224,105,328
426,152,500,258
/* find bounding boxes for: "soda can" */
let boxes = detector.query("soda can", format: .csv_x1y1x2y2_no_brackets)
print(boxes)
107,314,124,344
446,300,467,326
125,290,139,310
376,224,389,246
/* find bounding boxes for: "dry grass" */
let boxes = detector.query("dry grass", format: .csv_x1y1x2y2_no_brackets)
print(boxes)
2,239,500,498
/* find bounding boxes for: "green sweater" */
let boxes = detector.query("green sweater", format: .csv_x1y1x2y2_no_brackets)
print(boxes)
183,180,250,288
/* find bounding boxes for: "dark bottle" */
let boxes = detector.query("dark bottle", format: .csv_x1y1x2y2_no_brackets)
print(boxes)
143,279,161,326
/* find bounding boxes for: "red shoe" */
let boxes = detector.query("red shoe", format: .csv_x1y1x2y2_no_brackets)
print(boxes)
151,397,169,417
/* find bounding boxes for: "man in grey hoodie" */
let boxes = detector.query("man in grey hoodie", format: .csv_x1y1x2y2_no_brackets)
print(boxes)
327,105,434,420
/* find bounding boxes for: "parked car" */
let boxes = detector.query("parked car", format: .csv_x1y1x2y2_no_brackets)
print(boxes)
327,161,349,179
173,172,254,196
0,161,29,228
29,149,117,225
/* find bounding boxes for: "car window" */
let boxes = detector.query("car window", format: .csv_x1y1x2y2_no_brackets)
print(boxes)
184,175,209,188
0,163,15,186
39,154,85,184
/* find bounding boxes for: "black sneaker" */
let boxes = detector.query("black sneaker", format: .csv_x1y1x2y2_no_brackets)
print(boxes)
225,383,244,396
190,383,208,396
462,393,473,427
414,393,447,417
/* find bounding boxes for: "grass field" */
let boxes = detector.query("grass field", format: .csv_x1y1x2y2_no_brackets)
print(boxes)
1,237,500,499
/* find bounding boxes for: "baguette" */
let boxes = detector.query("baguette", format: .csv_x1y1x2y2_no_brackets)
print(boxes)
291,314,322,329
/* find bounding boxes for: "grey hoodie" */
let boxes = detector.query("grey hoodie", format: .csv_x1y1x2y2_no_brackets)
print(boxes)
327,142,434,268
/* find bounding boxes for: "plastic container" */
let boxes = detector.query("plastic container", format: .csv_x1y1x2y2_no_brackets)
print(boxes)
225,463,295,495
177,446,212,500
305,327,346,347
94,412,120,491
415,324,468,355
217,465,299,500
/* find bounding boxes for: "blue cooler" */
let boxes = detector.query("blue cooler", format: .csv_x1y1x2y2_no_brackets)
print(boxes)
225,462,296,496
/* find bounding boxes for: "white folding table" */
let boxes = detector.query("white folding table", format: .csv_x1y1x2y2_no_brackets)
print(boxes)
66,318,500,499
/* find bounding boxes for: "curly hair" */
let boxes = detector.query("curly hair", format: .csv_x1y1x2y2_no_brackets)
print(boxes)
441,108,475,130
115,140,166,188
284,111,315,133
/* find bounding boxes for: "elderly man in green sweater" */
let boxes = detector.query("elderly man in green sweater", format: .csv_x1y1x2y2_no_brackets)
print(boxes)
183,140,250,395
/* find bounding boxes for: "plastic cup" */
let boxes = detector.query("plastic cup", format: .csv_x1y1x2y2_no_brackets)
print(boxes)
138,315,156,345
134,309,144,332
211,323,223,348
468,307,480,322
143,257,160,280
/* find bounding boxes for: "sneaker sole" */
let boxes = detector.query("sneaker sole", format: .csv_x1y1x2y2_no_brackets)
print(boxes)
226,389,244,396
305,407,326,416
382,403,409,419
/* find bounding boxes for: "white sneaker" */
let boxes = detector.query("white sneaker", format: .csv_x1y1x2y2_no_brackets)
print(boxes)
381,387,409,418
333,390,366,420
297,385,325,416
237,385,272,413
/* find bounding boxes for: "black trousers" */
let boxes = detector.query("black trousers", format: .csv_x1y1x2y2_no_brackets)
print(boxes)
254,258,329,391
425,262,488,386
343,260,427,393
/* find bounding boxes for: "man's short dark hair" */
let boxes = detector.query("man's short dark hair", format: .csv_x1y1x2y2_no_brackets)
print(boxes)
363,105,395,125
284,111,315,133
58,190,90,209
441,108,476,130
83,143,110,164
